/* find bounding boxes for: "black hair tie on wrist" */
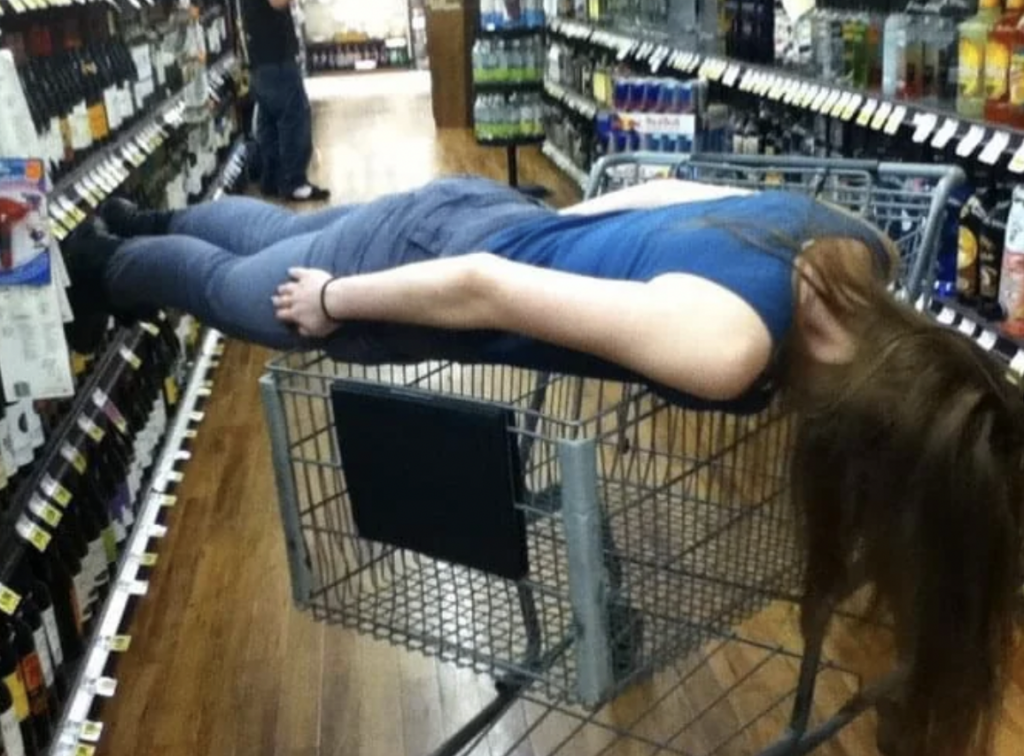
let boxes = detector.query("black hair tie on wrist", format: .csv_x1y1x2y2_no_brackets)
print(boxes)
320,277,343,323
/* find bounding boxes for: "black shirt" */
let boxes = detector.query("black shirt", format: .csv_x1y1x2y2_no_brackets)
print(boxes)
242,0,299,67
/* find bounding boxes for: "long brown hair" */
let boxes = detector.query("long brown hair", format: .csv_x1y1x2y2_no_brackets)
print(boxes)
784,233,1024,756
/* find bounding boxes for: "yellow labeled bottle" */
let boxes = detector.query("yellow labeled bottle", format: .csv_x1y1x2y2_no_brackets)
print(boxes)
958,0,1002,118
985,0,1024,122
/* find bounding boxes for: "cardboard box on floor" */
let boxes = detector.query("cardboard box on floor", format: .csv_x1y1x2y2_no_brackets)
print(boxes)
425,0,478,129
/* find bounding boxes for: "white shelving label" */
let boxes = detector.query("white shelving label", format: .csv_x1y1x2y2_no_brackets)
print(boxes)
912,112,939,144
932,118,960,149
979,131,1011,165
956,125,987,157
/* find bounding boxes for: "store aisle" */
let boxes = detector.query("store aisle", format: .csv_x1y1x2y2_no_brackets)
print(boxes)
92,73,1024,756
92,72,578,756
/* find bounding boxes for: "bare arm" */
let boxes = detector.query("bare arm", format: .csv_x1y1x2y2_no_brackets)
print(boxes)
268,0,290,10
559,179,753,217
276,254,772,401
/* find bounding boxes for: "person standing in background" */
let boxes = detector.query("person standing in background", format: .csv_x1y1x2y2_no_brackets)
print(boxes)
241,0,331,202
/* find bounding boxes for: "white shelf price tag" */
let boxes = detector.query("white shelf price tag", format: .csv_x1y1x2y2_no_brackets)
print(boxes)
106,635,132,653
820,89,840,113
811,88,829,112
958,318,977,336
883,105,907,135
856,98,878,127
1010,140,1024,173
978,330,999,351
16,516,52,553
937,307,957,325
842,93,863,121
768,77,785,101
871,101,893,130
1010,350,1024,377
79,721,104,744
28,493,63,528
831,92,852,118
979,131,1011,165
956,125,987,157
90,677,118,698
912,112,939,143
60,442,87,475
77,415,105,443
41,473,72,506
932,118,960,149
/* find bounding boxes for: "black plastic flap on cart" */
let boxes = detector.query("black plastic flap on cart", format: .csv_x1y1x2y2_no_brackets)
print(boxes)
330,379,529,582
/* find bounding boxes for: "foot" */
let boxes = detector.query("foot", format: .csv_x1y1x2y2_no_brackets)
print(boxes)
99,197,174,238
63,221,123,354
286,183,331,202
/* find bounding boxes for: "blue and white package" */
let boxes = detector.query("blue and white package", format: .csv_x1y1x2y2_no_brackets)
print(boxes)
0,158,52,287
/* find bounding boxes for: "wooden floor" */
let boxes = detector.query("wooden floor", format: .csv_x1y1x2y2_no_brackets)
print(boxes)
94,73,1024,756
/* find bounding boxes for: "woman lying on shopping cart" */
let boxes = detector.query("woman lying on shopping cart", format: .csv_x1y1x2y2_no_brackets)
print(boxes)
66,174,1022,756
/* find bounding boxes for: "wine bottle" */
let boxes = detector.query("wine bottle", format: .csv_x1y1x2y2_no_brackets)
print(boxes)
83,469,118,580
28,582,67,703
15,599,59,716
2,618,48,752
55,531,94,635
26,551,83,667
0,675,27,756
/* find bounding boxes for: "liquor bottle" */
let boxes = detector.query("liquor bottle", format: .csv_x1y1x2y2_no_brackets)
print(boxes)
985,0,1024,122
1,675,27,756
922,0,961,105
979,182,1012,318
999,185,1024,336
958,175,992,304
0,637,30,756
957,0,1002,117
937,180,971,297
3,618,49,751
884,0,914,97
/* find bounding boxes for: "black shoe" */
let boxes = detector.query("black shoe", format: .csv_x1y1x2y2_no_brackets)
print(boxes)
99,197,175,238
63,220,124,354
286,183,331,202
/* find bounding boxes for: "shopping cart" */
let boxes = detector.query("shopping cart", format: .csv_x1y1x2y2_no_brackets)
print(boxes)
259,153,965,756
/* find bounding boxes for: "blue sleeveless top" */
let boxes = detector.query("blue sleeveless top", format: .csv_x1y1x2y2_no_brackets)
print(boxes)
326,178,891,414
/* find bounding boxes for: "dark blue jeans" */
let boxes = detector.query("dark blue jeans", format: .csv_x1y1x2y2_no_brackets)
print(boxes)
251,61,313,196
104,178,551,356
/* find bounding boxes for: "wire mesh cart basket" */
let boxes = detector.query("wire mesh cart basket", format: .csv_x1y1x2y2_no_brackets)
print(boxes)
259,153,965,756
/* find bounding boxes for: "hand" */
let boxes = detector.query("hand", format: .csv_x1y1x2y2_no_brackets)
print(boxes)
273,267,341,338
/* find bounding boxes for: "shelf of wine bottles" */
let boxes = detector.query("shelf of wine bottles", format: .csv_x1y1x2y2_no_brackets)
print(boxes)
0,140,246,754
1,3,233,175
0,311,214,756
47,54,239,241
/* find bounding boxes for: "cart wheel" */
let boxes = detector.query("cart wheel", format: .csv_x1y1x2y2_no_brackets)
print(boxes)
609,603,645,682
